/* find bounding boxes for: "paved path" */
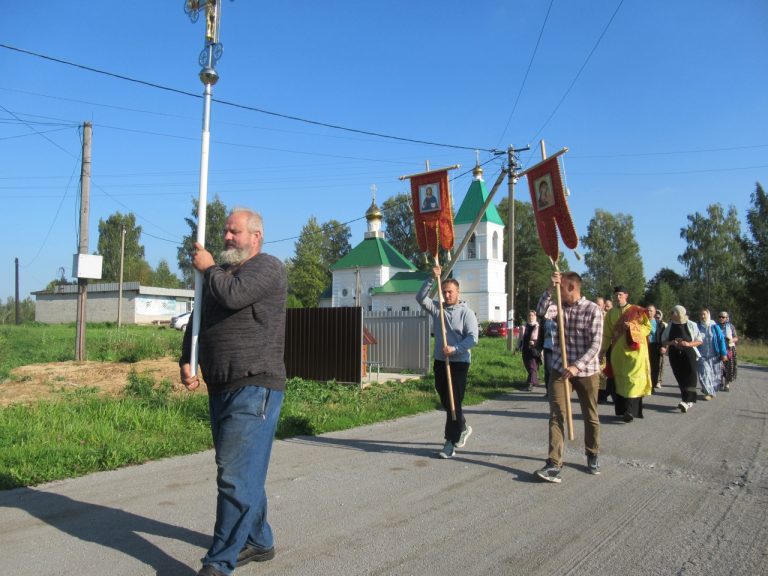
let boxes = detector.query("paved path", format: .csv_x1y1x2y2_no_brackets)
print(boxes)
2,361,767,575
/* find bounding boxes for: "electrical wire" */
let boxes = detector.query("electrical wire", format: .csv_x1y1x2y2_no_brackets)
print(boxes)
496,0,555,148
0,43,494,153
523,0,625,165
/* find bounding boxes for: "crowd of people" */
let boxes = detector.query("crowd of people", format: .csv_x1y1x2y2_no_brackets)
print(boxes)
524,279,740,484
178,209,741,574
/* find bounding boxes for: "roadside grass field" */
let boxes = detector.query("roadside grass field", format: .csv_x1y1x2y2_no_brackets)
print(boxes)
0,325,526,489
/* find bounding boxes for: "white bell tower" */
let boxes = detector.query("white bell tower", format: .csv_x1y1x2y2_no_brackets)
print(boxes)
451,163,507,322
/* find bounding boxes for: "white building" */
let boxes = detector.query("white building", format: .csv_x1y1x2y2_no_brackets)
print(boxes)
33,282,194,324
322,166,507,322
450,164,508,322
324,199,426,312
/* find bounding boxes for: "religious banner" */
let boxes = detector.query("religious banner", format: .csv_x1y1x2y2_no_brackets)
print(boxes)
407,169,454,255
524,154,578,261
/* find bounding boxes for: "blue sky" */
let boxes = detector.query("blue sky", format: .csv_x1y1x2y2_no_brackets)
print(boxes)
2,1,766,303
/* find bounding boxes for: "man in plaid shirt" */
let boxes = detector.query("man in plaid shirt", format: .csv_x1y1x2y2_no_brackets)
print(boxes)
533,271,604,483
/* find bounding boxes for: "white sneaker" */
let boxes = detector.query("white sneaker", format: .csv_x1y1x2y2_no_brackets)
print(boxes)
678,401,688,413
438,440,455,459
455,425,473,448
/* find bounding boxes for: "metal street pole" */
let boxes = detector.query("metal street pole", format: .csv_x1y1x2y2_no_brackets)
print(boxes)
506,147,515,351
504,145,528,351
185,0,226,376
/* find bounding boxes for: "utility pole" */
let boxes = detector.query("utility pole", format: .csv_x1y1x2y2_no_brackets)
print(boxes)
505,144,528,351
117,225,126,327
14,257,20,324
75,122,92,360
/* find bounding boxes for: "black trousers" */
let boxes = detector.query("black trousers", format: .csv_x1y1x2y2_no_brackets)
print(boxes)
614,394,643,418
434,360,469,444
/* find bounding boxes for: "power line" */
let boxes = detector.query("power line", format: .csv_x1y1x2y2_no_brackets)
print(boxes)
568,144,768,158
0,103,78,158
23,155,81,269
523,0,625,164
571,164,768,176
496,0,555,148
265,156,502,246
0,43,494,153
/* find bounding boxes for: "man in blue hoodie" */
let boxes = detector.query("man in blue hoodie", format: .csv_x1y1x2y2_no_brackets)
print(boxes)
417,266,479,459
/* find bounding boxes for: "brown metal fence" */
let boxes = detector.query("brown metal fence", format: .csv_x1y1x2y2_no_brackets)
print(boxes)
284,307,363,384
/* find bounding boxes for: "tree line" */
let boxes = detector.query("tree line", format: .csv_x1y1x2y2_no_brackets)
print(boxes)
34,183,768,339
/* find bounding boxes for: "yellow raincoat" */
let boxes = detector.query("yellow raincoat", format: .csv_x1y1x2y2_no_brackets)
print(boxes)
601,304,652,399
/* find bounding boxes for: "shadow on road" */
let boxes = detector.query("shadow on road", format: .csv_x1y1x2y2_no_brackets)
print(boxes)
0,485,209,576
285,435,542,483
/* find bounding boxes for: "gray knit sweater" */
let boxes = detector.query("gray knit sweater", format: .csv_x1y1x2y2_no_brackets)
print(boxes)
416,278,479,363
180,252,287,392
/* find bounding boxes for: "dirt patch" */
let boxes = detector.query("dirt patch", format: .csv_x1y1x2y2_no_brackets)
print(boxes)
0,358,205,406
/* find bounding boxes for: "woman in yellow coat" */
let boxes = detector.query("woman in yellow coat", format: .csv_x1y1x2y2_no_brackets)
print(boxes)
600,286,652,422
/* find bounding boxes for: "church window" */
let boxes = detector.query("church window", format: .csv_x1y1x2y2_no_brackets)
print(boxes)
467,233,477,259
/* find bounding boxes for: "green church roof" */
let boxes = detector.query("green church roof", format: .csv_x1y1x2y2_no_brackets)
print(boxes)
454,177,504,226
372,271,430,294
331,237,417,271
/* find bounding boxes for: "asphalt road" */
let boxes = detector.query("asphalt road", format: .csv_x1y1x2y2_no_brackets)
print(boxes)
2,360,766,576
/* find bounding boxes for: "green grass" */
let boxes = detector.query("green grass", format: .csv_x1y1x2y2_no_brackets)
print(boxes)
0,323,183,380
739,339,768,367
1,373,212,489
0,326,524,490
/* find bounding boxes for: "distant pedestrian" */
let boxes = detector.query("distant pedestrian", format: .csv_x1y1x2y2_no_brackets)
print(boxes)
519,310,541,391
540,304,559,397
535,271,603,483
651,309,667,389
661,305,703,413
416,266,479,459
717,311,739,390
697,308,727,400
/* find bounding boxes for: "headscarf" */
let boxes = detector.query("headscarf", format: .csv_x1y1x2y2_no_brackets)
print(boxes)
671,305,688,325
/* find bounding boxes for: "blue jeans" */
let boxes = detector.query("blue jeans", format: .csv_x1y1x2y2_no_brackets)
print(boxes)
204,386,284,574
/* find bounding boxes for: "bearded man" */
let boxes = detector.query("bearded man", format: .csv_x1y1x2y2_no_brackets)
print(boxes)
180,208,287,576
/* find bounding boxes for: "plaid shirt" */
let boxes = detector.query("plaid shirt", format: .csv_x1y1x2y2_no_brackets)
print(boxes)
536,291,603,377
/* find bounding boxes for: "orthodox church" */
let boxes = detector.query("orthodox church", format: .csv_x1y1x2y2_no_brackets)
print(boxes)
450,163,508,322
321,163,507,322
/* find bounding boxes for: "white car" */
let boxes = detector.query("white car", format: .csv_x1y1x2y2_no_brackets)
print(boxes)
170,311,192,331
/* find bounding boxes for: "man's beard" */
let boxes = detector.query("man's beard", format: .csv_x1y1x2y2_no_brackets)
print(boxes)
219,245,250,265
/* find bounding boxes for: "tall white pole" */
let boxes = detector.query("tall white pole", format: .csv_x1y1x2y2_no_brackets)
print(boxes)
186,0,223,376
190,81,213,375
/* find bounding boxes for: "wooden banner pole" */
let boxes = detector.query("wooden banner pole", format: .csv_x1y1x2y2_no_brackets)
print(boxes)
434,253,457,421
551,259,575,441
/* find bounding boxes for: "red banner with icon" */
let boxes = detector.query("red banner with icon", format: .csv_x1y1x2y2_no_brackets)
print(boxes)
409,169,454,255
525,155,578,261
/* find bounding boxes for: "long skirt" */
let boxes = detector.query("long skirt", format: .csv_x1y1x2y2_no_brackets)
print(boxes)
614,394,643,419
723,348,737,384
698,356,720,396
668,347,698,403
523,348,541,386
